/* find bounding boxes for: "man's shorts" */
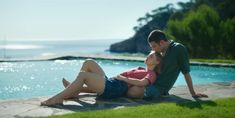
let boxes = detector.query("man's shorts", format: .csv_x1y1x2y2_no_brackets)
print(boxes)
144,85,161,99
98,77,128,99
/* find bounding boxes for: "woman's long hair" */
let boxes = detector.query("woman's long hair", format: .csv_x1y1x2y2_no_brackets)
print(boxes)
153,52,162,75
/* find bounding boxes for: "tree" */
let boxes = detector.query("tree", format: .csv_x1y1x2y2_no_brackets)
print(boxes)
220,18,235,58
167,5,221,58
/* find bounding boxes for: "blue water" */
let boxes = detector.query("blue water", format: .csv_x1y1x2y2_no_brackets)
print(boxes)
0,40,121,59
0,40,235,99
0,59,235,100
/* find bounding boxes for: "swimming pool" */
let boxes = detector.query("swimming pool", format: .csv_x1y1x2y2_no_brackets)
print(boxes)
0,59,235,99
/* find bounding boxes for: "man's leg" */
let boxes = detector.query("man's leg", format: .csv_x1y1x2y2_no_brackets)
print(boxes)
143,85,161,100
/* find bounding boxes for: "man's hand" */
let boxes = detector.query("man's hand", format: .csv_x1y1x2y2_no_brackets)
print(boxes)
183,73,208,98
192,93,208,98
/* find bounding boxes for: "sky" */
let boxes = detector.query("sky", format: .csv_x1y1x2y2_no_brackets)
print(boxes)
0,0,189,41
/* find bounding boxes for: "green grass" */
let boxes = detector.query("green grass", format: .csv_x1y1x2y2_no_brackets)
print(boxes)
44,97,235,118
191,59,235,64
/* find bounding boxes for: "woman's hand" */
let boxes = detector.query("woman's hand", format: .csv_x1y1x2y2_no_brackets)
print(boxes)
115,75,149,87
115,75,126,81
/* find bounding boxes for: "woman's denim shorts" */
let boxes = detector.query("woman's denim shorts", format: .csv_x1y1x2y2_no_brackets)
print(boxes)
98,76,128,99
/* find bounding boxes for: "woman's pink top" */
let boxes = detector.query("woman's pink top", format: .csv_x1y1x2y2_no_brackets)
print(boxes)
120,67,157,85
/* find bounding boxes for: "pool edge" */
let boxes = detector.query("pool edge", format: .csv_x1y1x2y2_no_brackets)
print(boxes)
1,54,235,68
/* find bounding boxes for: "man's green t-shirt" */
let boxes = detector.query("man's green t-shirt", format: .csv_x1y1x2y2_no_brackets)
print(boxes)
154,41,190,94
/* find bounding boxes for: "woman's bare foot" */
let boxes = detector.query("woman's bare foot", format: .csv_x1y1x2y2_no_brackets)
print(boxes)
40,96,63,106
62,78,70,88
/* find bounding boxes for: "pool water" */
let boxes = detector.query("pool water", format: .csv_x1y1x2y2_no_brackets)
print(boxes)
0,59,235,99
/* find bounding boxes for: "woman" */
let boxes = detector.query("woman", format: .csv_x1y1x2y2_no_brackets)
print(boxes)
41,51,162,106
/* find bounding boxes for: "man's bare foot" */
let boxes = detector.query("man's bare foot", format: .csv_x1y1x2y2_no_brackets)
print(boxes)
40,97,63,106
62,78,70,88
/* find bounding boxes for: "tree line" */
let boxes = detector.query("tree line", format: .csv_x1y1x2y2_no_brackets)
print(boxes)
133,0,235,59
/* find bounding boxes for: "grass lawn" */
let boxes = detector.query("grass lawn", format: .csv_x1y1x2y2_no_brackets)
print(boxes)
44,97,235,118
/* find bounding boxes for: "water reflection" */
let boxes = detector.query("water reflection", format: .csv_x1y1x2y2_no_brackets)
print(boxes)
0,60,234,99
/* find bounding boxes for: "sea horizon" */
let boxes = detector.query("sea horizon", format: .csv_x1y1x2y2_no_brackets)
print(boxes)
0,39,124,60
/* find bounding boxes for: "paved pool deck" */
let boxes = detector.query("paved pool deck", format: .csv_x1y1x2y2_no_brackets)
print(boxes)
0,82,235,118
0,54,235,118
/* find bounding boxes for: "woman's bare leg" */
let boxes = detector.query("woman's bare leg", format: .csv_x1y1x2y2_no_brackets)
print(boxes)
80,59,105,76
62,78,80,99
41,72,105,106
62,78,94,93
61,59,105,98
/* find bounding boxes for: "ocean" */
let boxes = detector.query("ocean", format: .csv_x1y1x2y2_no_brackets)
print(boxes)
0,39,121,60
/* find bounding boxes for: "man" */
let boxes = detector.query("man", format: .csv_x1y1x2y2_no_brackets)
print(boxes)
127,30,208,99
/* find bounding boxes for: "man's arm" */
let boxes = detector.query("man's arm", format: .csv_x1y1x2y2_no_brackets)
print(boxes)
115,75,149,87
184,73,208,98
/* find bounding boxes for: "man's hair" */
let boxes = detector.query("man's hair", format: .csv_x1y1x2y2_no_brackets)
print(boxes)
147,30,168,43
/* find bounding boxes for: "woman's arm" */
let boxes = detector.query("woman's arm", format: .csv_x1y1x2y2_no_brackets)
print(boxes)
115,75,149,87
